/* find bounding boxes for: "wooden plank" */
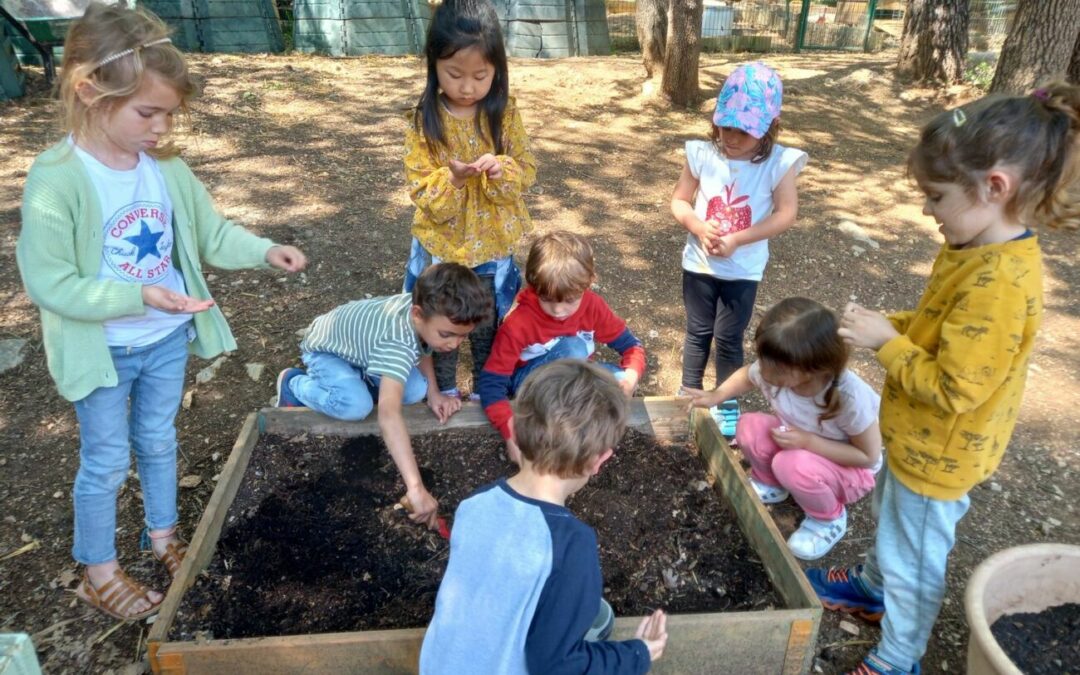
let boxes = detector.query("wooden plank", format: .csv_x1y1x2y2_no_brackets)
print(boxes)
692,410,821,611
152,608,817,674
783,617,818,675
258,397,688,442
148,413,261,654
156,628,425,674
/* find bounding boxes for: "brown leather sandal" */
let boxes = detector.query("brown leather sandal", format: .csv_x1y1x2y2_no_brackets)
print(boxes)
154,539,189,579
76,569,162,621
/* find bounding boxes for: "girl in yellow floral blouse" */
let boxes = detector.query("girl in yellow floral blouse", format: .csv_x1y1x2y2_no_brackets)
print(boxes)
403,0,536,399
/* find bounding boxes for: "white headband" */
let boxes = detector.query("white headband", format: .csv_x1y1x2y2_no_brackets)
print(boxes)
96,37,172,69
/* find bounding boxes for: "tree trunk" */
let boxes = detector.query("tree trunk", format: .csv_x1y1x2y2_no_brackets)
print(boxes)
1067,28,1080,84
661,0,703,106
991,0,1080,94
896,0,969,84
636,0,667,79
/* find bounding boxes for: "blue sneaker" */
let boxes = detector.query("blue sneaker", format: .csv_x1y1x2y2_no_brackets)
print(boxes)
846,650,920,674
710,399,740,437
275,368,304,407
805,564,884,623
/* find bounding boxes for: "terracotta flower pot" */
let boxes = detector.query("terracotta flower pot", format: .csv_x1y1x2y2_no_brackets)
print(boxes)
964,543,1080,675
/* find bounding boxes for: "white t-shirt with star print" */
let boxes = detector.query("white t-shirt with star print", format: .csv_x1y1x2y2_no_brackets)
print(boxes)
73,143,191,347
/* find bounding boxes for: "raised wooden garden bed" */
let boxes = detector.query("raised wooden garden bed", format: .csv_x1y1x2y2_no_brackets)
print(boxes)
147,398,821,674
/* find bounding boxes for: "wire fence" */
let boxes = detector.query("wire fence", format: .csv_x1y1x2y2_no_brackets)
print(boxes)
604,0,1017,55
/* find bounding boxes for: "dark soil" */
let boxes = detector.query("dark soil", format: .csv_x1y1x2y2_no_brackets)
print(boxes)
172,428,779,640
990,603,1080,675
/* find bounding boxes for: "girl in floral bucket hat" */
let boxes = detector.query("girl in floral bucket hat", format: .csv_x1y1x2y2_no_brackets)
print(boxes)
672,62,807,437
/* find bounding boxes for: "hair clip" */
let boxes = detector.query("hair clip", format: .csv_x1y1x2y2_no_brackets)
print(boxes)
96,37,172,69
952,109,967,127
1033,88,1051,102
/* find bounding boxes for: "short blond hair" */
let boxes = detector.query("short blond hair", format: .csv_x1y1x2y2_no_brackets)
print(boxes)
514,360,627,478
525,231,596,302
59,2,196,159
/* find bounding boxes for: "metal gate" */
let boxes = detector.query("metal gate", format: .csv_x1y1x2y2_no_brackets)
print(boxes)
793,0,879,52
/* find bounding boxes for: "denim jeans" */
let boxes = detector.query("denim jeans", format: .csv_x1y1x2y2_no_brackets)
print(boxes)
291,351,429,420
72,323,190,565
509,336,626,394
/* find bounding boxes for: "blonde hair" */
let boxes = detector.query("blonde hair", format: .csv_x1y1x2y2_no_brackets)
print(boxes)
525,231,596,302
514,360,627,478
909,82,1080,230
59,2,196,159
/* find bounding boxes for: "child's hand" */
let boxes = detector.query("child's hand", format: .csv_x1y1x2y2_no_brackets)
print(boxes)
402,487,439,529
427,390,462,424
700,219,722,252
710,234,737,258
839,302,900,350
618,370,639,398
266,245,307,273
635,609,668,662
682,386,722,410
142,286,215,314
468,153,503,180
448,159,480,182
770,425,810,450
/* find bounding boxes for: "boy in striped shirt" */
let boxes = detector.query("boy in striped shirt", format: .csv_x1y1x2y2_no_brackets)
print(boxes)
276,263,492,529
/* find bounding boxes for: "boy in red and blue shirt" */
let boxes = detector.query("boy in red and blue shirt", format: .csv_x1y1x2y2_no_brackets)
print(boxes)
478,231,646,463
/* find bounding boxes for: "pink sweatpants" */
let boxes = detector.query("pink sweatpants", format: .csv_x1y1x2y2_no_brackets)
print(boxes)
735,412,877,520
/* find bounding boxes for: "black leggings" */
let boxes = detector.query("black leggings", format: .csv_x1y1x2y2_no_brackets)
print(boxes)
681,270,758,390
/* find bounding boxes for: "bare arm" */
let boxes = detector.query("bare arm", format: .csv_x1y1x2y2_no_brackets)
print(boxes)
670,163,717,242
377,377,439,528
683,365,755,409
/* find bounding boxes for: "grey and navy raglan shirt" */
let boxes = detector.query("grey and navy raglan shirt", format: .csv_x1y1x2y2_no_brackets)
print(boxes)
419,479,651,674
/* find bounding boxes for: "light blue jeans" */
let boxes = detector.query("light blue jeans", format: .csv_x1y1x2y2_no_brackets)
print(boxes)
860,466,971,670
72,323,190,565
510,336,626,393
290,351,429,420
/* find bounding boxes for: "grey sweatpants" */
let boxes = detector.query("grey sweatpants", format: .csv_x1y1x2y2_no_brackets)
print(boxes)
860,466,971,670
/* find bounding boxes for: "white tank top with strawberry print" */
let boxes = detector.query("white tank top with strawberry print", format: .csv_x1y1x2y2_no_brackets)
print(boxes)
681,139,808,281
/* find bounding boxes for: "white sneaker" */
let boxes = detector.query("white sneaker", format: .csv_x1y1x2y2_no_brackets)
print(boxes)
750,477,789,504
787,509,847,561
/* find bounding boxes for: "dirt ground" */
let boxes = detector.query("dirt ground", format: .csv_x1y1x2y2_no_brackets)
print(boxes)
1,50,1078,674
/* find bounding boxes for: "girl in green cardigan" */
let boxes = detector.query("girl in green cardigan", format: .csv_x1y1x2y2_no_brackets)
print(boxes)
16,3,306,621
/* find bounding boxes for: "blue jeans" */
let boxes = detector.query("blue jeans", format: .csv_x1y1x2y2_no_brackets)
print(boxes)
72,323,190,565
861,466,970,670
509,336,626,394
291,351,428,420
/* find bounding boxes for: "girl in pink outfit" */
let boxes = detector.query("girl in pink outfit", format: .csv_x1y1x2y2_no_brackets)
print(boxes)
687,297,882,560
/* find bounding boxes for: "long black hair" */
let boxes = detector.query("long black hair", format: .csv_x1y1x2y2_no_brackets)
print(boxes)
416,0,509,154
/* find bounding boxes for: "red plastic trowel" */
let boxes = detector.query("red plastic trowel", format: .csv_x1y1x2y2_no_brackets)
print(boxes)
399,496,451,539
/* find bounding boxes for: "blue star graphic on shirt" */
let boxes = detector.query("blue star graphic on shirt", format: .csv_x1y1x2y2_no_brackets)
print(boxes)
123,220,164,264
